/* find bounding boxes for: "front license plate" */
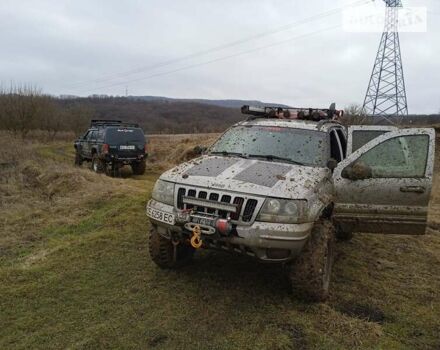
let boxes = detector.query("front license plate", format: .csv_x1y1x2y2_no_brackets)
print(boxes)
191,216,217,227
120,145,135,150
147,207,175,225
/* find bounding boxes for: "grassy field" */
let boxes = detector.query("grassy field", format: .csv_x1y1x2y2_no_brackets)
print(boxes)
0,133,439,349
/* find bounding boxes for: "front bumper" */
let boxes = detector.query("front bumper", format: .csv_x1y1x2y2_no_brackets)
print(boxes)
146,199,312,262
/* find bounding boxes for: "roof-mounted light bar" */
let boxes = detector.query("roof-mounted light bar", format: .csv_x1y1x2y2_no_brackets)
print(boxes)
241,103,344,121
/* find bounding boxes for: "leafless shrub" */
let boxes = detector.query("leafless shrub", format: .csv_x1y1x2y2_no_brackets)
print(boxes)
0,85,47,138
339,104,371,126
0,84,96,139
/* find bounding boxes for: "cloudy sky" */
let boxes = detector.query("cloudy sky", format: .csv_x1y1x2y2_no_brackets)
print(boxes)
0,0,439,113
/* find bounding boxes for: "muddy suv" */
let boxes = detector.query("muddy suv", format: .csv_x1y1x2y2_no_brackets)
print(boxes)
146,105,435,301
74,120,147,176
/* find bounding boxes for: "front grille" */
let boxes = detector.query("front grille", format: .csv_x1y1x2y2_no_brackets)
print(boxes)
242,199,258,222
176,187,261,224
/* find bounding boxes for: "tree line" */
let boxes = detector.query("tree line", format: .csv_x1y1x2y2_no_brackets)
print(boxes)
1,86,438,139
0,85,93,138
0,86,244,138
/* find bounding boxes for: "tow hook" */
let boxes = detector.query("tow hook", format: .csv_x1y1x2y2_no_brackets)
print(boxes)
190,225,203,249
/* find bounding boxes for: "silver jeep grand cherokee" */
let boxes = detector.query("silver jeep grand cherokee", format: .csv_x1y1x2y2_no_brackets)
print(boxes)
146,106,436,301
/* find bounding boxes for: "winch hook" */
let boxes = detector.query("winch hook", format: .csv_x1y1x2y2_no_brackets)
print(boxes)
190,225,203,249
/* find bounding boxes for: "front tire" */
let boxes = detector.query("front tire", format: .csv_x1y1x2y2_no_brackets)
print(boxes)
288,219,335,302
335,223,353,241
91,154,104,173
148,226,194,269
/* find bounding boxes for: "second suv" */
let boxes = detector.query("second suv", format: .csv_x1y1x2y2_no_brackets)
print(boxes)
74,120,147,176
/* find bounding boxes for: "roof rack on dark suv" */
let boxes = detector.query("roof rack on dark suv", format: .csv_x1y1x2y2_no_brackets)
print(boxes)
241,103,344,121
90,119,140,128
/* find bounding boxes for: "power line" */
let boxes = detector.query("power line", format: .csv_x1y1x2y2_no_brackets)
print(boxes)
79,24,341,94
67,0,369,89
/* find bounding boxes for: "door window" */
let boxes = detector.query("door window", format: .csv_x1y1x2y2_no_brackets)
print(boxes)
350,135,429,178
352,130,390,153
89,130,98,140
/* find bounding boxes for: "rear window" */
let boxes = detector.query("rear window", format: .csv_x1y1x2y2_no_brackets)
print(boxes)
104,127,145,144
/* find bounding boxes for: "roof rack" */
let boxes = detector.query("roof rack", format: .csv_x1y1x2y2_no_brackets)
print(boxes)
241,103,344,122
90,119,139,128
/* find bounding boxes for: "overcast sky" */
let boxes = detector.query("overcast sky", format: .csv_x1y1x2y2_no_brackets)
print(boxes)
0,0,439,113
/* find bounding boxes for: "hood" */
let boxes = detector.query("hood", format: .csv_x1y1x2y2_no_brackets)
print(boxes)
160,155,330,199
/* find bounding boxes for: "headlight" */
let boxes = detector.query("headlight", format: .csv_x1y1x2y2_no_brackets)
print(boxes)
257,198,308,224
152,179,174,206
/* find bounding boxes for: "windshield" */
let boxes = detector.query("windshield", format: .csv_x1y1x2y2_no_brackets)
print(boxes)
210,125,328,167
104,127,145,144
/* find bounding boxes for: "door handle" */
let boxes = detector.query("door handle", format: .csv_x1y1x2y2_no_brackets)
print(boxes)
400,186,425,193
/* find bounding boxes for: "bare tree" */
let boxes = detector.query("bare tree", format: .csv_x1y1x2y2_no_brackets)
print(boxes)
66,103,94,136
341,103,370,125
0,85,46,138
39,96,64,138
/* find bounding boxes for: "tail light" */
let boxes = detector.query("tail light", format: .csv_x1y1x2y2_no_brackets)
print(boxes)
102,144,109,154
144,143,148,153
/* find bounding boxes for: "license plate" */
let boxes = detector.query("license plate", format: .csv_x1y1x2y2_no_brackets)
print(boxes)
191,215,217,227
147,207,175,225
120,145,135,150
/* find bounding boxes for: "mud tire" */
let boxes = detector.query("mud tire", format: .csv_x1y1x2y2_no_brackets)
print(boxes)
335,224,353,241
74,151,83,166
132,160,146,175
91,154,104,173
149,226,194,269
289,219,335,302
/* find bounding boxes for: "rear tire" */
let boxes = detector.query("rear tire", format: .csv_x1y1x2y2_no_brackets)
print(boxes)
288,219,335,302
149,226,194,269
91,154,104,173
132,160,146,175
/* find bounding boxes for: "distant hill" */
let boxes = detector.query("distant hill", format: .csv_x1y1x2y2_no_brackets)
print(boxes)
126,96,290,109
57,95,440,135
58,96,247,134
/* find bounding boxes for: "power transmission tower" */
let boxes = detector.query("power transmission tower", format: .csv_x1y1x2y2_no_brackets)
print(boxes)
363,0,408,117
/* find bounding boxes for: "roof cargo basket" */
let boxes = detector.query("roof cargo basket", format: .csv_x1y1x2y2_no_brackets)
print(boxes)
90,119,139,128
241,103,344,121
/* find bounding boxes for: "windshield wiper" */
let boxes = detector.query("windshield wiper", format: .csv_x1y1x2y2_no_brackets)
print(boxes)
210,151,248,159
247,154,304,166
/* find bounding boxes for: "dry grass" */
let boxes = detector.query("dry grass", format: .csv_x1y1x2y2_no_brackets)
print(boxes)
0,131,439,349
0,132,140,265
146,133,219,171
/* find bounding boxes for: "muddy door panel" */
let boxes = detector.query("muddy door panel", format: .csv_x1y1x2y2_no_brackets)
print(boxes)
333,128,435,235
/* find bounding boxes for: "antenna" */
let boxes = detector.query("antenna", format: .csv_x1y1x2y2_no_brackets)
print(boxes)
363,0,408,117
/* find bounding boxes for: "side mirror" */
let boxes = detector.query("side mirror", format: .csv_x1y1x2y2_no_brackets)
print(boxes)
342,161,372,181
326,158,338,172
193,145,207,155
